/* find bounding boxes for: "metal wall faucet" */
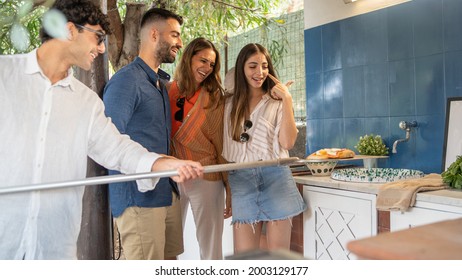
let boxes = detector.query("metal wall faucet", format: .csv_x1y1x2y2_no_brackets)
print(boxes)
392,121,418,153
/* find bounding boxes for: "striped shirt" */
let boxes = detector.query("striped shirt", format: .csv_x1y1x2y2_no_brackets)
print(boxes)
169,81,226,182
222,94,290,163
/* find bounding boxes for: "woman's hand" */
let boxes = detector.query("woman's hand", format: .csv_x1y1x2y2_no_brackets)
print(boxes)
267,74,298,150
267,73,294,101
224,182,232,219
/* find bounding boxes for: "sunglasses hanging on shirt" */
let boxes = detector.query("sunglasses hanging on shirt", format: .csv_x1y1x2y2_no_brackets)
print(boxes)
240,120,253,142
175,97,185,122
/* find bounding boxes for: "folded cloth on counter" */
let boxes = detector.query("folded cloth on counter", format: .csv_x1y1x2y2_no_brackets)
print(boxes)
376,173,447,212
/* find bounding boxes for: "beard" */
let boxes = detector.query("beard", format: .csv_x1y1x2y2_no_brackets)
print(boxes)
156,40,176,64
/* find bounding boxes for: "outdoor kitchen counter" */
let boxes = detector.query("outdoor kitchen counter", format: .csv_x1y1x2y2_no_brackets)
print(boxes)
293,175,462,207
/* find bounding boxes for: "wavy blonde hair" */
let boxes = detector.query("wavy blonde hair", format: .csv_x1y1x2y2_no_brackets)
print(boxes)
174,37,224,109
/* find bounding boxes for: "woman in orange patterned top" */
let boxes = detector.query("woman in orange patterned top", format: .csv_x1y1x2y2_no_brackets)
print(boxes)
168,38,231,260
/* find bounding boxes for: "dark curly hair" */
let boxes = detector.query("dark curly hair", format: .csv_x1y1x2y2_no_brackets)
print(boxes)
40,0,111,43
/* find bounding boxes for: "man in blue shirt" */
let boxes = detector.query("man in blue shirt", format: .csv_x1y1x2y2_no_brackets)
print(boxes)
103,8,184,260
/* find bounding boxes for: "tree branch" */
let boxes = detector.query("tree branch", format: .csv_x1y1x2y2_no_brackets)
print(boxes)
106,0,124,68
32,0,50,8
116,2,145,70
211,0,258,12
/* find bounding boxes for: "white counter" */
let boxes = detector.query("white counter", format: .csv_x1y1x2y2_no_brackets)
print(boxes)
293,175,462,208
296,174,462,259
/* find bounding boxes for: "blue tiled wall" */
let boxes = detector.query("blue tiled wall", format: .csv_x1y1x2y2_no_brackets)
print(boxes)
304,0,462,173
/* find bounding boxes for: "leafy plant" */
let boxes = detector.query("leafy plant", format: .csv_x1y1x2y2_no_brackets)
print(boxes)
355,134,389,156
442,155,462,189
1,0,50,54
1,0,288,55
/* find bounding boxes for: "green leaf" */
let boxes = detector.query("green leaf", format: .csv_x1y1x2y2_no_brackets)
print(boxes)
17,0,33,19
42,9,68,40
10,22,29,51
442,156,462,189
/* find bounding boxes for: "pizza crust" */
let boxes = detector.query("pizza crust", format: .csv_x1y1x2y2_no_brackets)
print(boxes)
307,148,355,160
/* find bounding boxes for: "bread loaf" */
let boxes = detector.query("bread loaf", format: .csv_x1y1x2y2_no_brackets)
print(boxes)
307,148,355,160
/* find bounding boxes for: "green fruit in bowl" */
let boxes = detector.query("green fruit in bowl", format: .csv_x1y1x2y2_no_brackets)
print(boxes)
355,134,388,156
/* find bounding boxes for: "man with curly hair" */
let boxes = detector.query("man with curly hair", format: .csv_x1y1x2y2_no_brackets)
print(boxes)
0,0,203,260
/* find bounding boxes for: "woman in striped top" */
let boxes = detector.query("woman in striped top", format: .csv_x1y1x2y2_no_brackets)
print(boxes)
168,38,231,260
222,43,306,254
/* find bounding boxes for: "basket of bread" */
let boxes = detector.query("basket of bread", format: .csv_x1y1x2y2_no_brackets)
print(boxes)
304,148,355,176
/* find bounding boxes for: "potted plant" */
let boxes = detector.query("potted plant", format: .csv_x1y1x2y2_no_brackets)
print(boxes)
355,134,389,168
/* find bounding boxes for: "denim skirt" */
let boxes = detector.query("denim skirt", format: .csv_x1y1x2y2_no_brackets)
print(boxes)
228,165,307,224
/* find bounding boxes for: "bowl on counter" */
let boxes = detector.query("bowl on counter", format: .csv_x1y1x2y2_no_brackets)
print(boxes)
304,160,338,176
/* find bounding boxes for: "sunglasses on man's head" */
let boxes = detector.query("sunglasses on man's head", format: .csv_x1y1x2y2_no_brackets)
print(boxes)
240,120,253,142
74,24,106,45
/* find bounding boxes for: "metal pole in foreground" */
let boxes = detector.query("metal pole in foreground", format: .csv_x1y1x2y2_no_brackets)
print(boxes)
0,157,300,195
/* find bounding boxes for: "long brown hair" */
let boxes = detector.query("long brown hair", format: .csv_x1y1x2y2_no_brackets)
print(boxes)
229,43,278,141
174,37,224,109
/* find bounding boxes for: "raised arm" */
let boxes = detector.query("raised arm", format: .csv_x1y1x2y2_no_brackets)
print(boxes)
267,73,298,150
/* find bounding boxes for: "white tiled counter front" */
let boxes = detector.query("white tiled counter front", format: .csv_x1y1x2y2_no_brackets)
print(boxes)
293,175,462,260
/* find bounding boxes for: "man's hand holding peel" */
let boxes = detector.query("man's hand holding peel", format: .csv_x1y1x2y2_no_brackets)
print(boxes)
152,156,204,183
